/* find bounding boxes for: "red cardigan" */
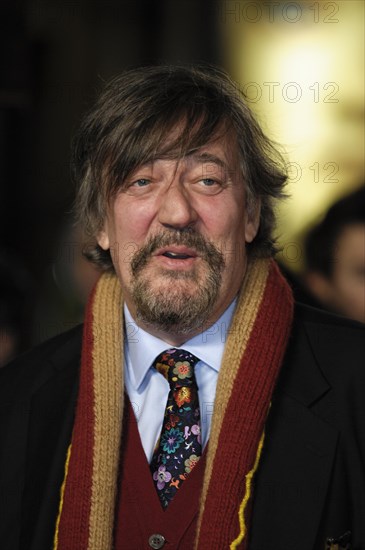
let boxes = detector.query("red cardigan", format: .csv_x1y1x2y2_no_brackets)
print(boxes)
115,400,207,549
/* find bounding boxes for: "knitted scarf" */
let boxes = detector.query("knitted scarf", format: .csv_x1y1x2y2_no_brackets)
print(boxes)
53,257,293,550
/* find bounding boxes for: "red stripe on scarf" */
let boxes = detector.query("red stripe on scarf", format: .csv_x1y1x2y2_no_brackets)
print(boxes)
197,261,293,548
56,285,97,549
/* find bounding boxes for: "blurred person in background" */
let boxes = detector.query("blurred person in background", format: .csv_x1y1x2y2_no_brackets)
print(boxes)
304,186,365,323
0,250,33,367
0,66,364,550
32,216,101,345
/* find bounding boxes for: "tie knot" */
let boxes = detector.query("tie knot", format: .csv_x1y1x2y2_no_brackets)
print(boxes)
154,348,199,389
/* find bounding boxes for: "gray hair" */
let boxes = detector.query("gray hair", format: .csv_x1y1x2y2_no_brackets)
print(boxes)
72,64,288,271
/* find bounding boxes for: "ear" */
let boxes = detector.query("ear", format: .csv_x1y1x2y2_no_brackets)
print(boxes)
245,198,261,243
96,222,110,250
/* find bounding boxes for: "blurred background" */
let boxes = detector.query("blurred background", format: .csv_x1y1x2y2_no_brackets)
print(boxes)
0,0,364,363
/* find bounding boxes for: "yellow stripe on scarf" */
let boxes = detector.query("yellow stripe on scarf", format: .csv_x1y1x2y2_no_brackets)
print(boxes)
195,259,269,547
53,444,72,550
230,431,266,549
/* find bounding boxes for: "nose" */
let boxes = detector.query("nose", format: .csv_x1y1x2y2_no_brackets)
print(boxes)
157,181,198,230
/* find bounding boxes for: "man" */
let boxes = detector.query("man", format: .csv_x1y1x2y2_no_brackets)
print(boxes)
303,186,365,323
0,65,364,550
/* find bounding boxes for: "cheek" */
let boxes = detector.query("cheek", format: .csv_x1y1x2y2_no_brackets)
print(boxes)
331,266,356,309
112,200,151,244
338,270,363,298
219,225,248,272
202,208,246,254
111,201,159,273
201,195,245,231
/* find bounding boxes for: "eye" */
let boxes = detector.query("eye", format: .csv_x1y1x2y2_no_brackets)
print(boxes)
200,178,216,186
133,178,150,187
124,177,153,195
193,177,223,195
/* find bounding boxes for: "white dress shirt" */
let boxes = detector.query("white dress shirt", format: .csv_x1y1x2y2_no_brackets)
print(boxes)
124,299,237,463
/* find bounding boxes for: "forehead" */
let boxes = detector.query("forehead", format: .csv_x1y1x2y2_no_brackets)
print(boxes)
137,126,241,172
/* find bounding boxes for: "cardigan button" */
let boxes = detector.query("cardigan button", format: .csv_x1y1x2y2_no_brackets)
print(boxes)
148,533,166,549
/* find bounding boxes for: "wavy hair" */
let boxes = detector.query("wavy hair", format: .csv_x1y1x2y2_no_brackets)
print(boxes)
72,64,288,271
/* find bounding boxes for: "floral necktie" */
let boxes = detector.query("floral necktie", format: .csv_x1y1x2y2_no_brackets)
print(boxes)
150,348,202,509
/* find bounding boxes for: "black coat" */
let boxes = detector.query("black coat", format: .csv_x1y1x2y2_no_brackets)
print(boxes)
0,303,364,550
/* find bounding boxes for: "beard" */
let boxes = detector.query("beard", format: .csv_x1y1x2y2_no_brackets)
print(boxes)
130,230,225,335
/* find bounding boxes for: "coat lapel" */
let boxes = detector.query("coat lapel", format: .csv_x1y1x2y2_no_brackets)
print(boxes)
249,310,339,550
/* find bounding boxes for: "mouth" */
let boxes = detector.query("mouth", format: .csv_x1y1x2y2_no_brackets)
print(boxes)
156,247,198,260
152,246,198,269
131,231,225,278
162,252,192,259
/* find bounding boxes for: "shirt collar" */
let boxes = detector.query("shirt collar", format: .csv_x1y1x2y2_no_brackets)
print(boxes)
124,299,237,391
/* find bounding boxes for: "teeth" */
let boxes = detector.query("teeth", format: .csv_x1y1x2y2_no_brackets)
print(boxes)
163,251,190,259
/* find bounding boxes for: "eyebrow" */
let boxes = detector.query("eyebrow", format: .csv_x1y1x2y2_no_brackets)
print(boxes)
127,152,228,178
189,152,228,170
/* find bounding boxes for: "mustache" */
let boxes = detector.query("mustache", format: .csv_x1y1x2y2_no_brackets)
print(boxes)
130,230,225,275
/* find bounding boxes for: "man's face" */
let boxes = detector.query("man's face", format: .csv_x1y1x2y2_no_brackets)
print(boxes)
330,223,365,323
97,131,260,344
